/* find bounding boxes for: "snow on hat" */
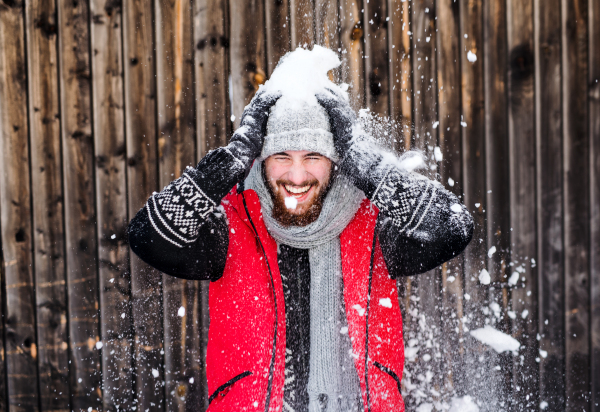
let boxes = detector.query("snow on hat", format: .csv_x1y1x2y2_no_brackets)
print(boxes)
260,99,339,162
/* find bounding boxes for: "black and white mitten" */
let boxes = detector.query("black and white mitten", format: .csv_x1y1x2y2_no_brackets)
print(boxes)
146,90,280,247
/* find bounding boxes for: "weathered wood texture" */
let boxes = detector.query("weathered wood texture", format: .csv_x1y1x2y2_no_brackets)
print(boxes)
0,227,5,412
229,0,266,129
25,0,71,409
507,0,539,409
436,0,466,396
590,1,600,410
339,0,365,108
155,1,200,410
122,1,165,410
0,1,597,410
266,0,291,75
389,0,411,149
562,0,591,410
364,0,389,115
535,0,566,409
90,1,135,410
290,0,314,48
0,2,39,411
57,0,103,408
482,4,512,403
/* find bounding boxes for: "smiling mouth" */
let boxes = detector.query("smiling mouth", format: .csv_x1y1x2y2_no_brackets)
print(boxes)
283,184,312,199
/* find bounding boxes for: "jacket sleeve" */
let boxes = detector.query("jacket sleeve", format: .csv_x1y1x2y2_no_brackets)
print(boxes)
370,166,474,278
128,147,247,281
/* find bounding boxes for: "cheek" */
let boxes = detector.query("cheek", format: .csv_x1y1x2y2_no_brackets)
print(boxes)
264,162,287,184
308,162,332,185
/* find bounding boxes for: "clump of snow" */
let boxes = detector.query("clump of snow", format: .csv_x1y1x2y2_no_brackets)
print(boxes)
450,203,462,213
449,396,479,412
395,151,426,172
434,146,443,162
448,177,455,186
416,403,434,412
470,325,520,353
177,306,186,317
487,246,496,257
284,196,298,210
479,268,491,285
262,45,344,111
467,50,478,63
379,297,392,308
508,271,519,285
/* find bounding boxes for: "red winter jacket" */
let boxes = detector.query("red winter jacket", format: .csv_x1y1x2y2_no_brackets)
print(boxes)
206,189,405,412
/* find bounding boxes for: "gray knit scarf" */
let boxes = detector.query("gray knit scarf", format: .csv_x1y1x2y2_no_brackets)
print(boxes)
245,162,365,411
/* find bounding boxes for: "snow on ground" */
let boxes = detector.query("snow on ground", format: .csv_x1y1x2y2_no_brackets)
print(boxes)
470,325,521,353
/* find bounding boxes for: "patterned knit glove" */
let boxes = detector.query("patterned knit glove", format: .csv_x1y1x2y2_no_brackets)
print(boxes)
315,88,356,157
316,88,386,197
227,89,282,172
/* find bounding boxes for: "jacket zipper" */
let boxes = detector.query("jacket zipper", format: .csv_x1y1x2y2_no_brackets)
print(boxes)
364,219,380,412
242,193,278,412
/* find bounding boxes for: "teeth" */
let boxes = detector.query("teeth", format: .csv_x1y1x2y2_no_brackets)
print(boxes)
284,184,310,194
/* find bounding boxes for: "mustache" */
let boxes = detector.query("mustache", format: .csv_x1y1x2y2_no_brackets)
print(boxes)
274,178,319,189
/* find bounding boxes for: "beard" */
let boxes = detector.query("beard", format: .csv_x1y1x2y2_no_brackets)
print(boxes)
263,166,335,227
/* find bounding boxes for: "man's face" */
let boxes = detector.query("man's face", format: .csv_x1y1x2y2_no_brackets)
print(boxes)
263,150,333,226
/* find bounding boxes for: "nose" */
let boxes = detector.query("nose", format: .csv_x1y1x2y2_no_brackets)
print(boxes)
286,162,308,185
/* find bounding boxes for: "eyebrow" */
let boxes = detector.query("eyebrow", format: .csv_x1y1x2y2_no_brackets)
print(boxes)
304,152,323,157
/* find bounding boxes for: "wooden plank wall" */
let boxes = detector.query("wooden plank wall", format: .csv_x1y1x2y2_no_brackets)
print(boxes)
0,0,598,411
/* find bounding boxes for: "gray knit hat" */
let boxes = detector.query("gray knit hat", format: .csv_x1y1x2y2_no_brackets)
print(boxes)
260,100,339,162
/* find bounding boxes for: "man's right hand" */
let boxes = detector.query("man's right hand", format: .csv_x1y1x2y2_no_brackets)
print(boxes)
228,89,281,172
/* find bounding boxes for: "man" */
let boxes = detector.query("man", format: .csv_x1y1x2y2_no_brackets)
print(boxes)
128,87,473,411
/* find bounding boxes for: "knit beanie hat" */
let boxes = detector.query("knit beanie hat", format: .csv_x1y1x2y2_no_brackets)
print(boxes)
260,99,339,162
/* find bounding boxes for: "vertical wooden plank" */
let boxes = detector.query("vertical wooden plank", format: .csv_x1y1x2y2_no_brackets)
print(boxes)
24,0,71,408
155,1,199,410
122,1,164,410
339,0,365,108
411,0,436,153
506,0,539,408
290,0,314,49
534,0,565,409
56,0,103,408
562,0,590,409
315,0,339,56
483,0,509,294
194,1,229,407
195,0,230,153
229,0,266,129
363,0,389,115
590,0,600,409
460,0,493,404
265,0,291,75
0,2,40,410
436,0,465,396
389,0,411,149
89,1,134,410
482,0,514,407
315,0,340,81
0,232,5,412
